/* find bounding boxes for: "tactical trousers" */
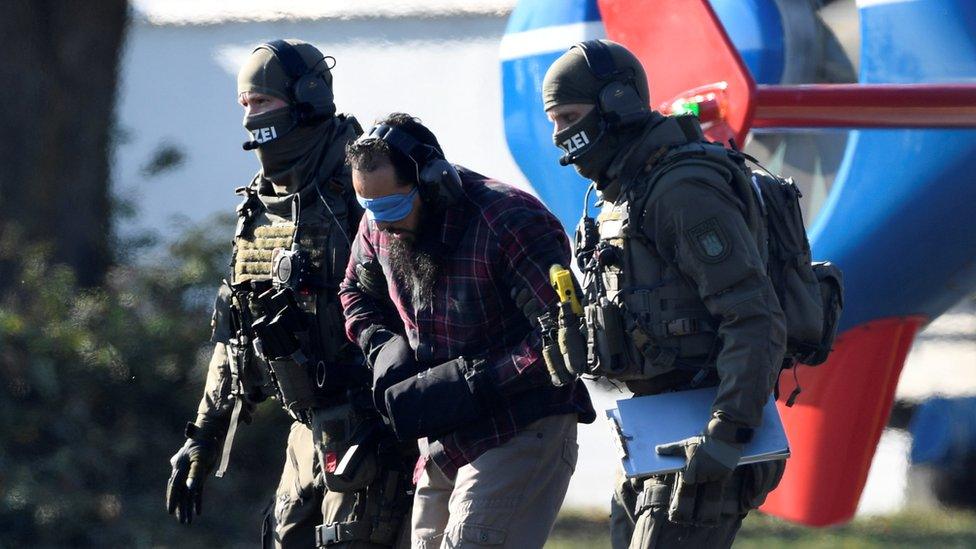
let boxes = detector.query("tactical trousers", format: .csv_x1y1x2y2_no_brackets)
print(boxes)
263,421,412,549
411,413,578,548
609,460,785,549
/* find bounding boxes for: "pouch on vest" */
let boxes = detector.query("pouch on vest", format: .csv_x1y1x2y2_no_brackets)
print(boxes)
542,342,574,387
585,298,629,376
251,288,319,422
268,358,318,424
539,305,575,386
801,261,843,365
311,402,379,493
557,301,588,376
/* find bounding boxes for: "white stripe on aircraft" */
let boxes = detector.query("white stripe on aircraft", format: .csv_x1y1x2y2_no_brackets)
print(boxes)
856,0,915,8
499,21,606,61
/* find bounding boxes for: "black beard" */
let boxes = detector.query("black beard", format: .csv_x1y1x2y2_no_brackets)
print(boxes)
387,236,439,310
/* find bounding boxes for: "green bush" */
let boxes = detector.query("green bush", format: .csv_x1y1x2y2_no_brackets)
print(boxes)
0,216,290,547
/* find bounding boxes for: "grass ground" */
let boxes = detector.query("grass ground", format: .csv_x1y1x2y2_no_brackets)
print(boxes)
546,508,976,548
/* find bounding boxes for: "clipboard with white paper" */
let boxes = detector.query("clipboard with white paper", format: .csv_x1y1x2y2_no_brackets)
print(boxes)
606,387,790,478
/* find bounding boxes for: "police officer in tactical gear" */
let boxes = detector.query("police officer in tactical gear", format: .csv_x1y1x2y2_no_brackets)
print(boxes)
542,40,788,548
166,39,413,548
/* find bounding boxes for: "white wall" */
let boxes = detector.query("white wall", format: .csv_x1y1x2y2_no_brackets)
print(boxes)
114,16,529,233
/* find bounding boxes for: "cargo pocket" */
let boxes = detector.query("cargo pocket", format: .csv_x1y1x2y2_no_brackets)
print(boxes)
457,523,506,546
739,460,786,512
561,437,579,472
278,422,315,505
311,403,378,493
634,475,673,517
630,476,673,549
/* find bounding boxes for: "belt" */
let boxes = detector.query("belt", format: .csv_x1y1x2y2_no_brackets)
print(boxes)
315,521,373,546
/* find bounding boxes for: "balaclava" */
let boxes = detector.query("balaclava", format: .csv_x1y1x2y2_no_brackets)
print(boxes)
238,39,336,183
542,40,650,187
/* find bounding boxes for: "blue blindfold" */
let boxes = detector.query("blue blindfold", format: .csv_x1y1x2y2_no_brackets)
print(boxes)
357,187,419,222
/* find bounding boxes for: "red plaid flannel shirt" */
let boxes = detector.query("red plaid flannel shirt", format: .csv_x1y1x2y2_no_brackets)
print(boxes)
339,168,594,477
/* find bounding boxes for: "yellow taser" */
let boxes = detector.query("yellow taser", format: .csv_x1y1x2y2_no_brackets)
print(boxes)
549,265,583,316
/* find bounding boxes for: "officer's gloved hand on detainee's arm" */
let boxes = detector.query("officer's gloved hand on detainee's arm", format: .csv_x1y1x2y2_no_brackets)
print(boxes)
512,287,545,329
362,328,419,416
166,429,219,525
384,356,497,441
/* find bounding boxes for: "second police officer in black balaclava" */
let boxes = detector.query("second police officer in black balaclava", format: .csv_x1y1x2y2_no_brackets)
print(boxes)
543,40,788,549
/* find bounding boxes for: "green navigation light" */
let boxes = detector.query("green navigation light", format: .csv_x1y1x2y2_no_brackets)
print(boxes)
671,100,700,117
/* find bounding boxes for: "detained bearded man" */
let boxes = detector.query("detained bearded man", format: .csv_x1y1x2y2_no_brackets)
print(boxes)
338,113,596,548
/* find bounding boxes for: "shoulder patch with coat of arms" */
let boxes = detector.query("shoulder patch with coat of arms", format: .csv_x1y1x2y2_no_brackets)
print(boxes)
686,217,732,263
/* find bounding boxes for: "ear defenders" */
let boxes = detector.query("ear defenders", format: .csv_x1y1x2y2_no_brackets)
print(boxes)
255,40,336,125
574,40,647,128
363,124,464,208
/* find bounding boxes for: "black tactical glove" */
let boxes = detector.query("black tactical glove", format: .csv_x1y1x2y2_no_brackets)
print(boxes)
362,327,420,415
655,434,742,485
355,259,388,300
655,417,751,525
656,416,751,484
513,286,580,386
166,428,219,525
384,356,497,441
556,302,587,376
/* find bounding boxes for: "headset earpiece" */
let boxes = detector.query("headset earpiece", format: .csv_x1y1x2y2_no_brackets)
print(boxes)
293,72,335,122
256,40,335,125
362,124,463,209
574,40,647,129
598,81,645,128
419,158,463,207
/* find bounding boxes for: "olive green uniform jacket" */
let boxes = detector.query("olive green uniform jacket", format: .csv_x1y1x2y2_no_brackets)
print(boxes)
593,114,787,549
594,113,786,426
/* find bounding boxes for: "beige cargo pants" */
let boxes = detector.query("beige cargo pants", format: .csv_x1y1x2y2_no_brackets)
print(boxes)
263,421,413,549
411,413,578,548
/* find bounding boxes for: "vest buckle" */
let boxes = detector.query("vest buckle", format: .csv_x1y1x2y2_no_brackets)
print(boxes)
665,318,699,337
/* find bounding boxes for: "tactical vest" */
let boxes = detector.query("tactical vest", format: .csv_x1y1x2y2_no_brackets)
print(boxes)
235,194,347,338
582,121,841,399
229,175,361,411
220,178,417,541
589,189,725,382
581,119,768,387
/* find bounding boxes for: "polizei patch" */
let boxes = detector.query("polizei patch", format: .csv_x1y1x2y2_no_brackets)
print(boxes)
687,218,731,263
560,130,590,154
250,125,278,144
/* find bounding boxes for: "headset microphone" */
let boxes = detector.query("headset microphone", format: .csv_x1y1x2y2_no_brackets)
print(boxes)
559,154,573,166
